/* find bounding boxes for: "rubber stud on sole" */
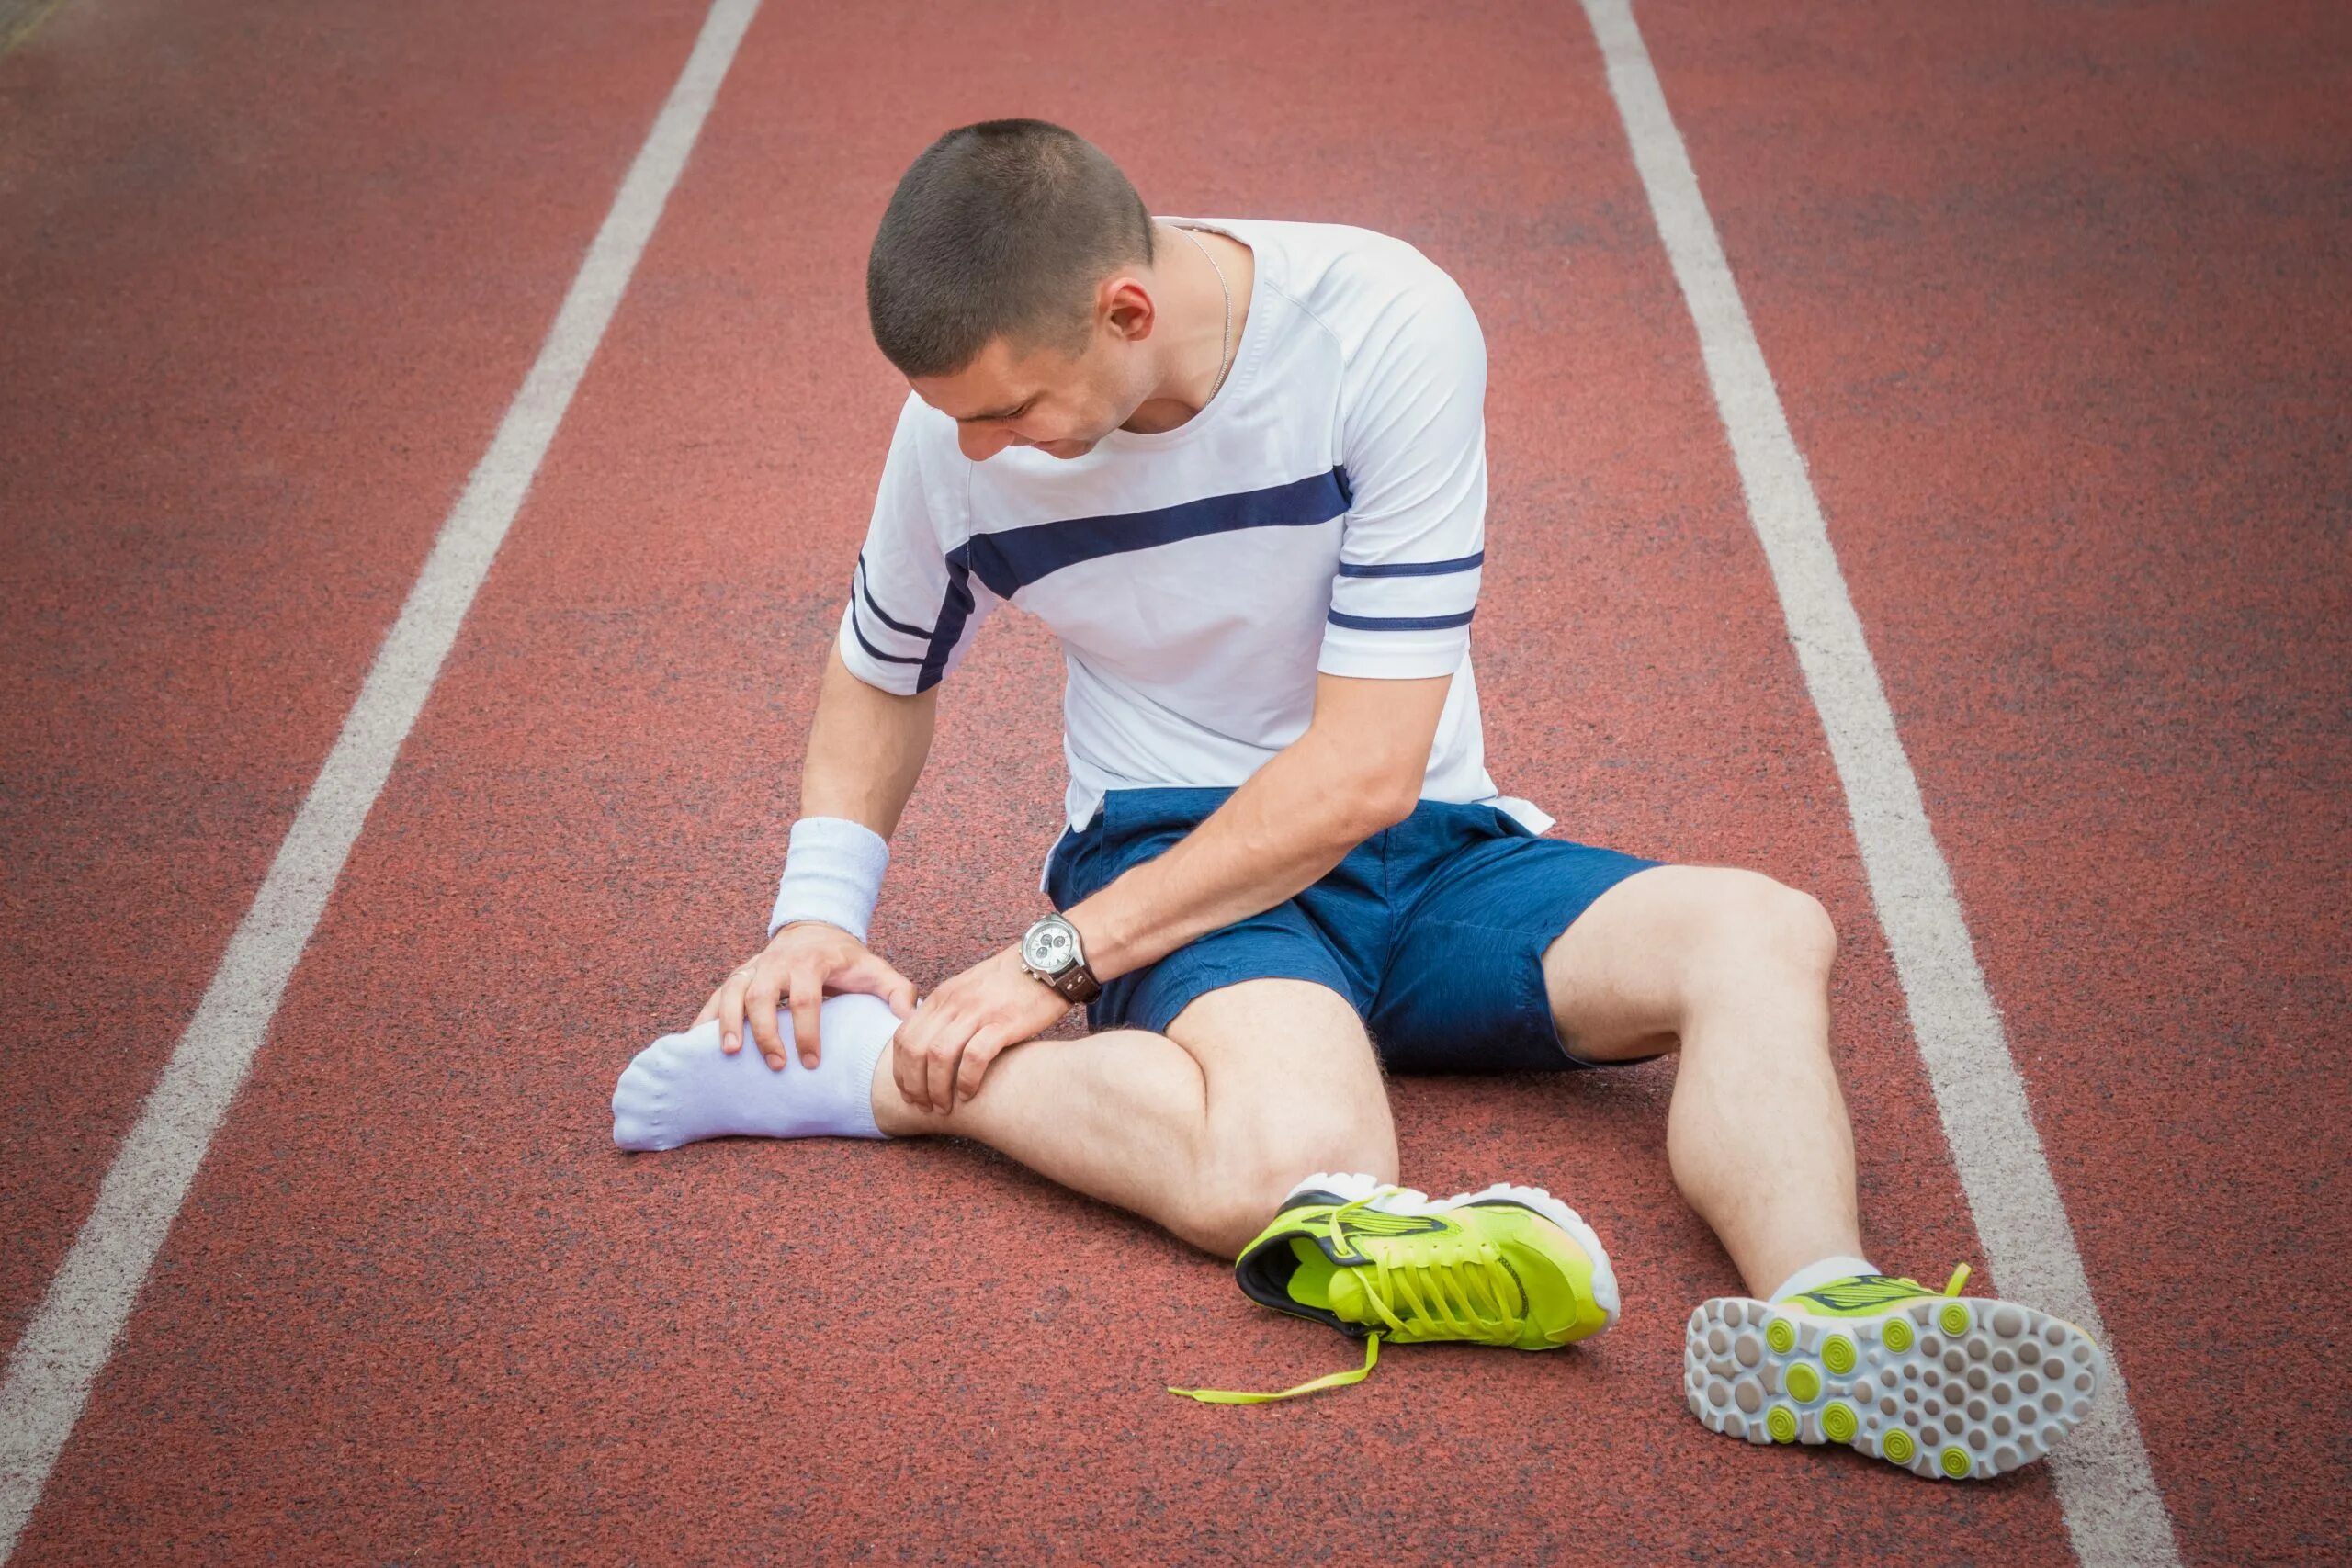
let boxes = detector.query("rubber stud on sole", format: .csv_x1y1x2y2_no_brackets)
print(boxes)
1823,1402,1858,1443
1883,1428,1916,1463
1787,1363,1821,1402
1823,1335,1856,1374
1767,1406,1798,1443
1883,1318,1914,1352
1940,1303,1972,1337
1766,1318,1796,1354
1941,1445,1973,1479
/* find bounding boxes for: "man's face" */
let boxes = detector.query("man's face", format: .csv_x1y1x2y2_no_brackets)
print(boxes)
910,271,1159,463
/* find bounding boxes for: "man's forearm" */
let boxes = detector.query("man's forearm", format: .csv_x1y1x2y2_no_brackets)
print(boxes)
798,643,937,839
1066,724,1412,981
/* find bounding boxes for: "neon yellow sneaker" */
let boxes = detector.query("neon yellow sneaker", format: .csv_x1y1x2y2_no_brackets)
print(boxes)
1685,1267,2106,1480
1170,1171,1619,1404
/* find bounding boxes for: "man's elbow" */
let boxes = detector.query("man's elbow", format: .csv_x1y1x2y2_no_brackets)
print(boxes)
1338,767,1424,839
1303,671,1452,842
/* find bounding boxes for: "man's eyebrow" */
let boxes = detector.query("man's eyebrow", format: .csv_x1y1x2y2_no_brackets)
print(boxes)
955,395,1035,423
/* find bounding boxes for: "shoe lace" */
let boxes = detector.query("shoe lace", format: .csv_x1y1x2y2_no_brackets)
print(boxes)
1322,1190,1528,1347
1891,1264,1973,1298
1167,1188,1527,1405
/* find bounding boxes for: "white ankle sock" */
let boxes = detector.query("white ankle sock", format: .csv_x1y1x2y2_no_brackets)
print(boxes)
612,992,898,1150
1770,1254,1881,1302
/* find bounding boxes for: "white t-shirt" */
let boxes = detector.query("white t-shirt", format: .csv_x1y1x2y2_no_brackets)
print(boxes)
836,215,1554,864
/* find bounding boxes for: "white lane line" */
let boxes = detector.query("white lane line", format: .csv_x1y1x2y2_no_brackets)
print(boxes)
1575,3,2181,1563
0,0,763,1554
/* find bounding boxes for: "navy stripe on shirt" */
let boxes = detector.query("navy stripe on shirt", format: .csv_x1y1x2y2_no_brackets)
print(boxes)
848,597,926,664
855,554,934,638
916,551,981,691
960,467,1351,600
1334,549,1484,579
1327,607,1477,632
913,467,1353,691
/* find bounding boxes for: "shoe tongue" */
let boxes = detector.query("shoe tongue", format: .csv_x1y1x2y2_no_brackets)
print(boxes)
1322,1265,1373,1324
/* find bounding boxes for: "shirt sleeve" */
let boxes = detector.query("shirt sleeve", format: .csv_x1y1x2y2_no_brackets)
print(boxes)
1317,265,1489,680
836,391,995,695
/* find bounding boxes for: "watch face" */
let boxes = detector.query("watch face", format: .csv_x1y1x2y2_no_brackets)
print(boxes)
1023,919,1075,973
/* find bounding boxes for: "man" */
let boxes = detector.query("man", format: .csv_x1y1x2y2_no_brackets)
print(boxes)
613,119,2102,1473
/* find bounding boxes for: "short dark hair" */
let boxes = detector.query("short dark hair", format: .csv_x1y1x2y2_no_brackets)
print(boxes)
866,119,1156,379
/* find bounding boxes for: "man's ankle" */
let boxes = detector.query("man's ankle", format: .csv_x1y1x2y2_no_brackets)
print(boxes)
1770,1253,1880,1302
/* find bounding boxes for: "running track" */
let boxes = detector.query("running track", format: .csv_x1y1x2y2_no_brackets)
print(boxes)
2,1,2345,1562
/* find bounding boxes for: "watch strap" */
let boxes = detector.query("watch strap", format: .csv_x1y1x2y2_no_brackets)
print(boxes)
1049,960,1102,1005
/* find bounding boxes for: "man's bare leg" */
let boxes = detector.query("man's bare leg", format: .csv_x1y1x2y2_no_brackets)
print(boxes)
1540,863,1860,1298
872,978,1399,1258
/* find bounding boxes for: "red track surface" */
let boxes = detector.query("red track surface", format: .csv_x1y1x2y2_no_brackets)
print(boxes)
1640,5,2352,1558
2,1,2343,1563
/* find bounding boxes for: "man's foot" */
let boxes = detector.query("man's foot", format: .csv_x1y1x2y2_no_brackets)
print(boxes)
1170,1171,1619,1404
610,993,898,1150
1684,1267,2105,1480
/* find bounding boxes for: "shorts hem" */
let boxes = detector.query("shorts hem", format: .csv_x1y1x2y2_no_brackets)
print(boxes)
1118,956,1359,1039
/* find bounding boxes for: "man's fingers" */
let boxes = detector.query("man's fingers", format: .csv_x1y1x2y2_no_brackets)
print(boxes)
953,1028,1012,1105
891,1012,933,1113
718,973,748,1055
707,933,910,1067
787,967,824,1070
924,1029,967,1118
833,953,921,1021
866,954,920,1020
746,973,788,1069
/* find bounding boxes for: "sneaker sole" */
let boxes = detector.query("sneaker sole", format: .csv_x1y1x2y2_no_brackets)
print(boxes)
1683,1294,2104,1480
1291,1172,1621,1329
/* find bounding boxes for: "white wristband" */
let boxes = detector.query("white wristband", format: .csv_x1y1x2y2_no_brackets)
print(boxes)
767,816,891,943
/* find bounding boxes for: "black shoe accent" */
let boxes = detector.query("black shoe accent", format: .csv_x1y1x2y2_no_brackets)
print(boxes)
1231,1222,1382,1338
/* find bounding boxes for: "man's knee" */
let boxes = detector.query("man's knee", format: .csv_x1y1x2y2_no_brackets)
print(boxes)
1194,1090,1392,1259
1542,864,1837,1061
1679,868,1838,991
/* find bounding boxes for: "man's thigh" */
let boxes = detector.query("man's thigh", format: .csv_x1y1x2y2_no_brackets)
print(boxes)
1534,863,1695,1063
1162,977,1396,1180
1538,863,1817,1062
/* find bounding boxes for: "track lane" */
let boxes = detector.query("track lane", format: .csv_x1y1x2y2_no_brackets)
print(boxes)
0,0,714,1354
0,0,759,1550
1636,1,2352,1562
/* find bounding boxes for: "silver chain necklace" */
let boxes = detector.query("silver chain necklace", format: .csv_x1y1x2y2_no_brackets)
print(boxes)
1173,224,1234,402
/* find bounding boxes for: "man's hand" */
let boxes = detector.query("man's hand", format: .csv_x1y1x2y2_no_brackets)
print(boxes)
890,944,1071,1113
695,921,917,1071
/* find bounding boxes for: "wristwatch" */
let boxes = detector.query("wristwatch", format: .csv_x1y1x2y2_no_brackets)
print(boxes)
1018,913,1102,1004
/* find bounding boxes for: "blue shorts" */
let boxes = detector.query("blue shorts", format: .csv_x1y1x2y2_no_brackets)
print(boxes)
1042,787,1664,1073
